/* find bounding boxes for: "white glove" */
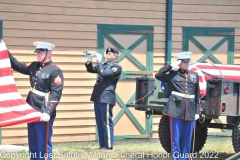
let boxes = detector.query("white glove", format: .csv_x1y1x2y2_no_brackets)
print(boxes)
87,55,92,61
170,60,181,67
195,114,199,120
83,50,96,57
96,53,102,63
41,113,50,122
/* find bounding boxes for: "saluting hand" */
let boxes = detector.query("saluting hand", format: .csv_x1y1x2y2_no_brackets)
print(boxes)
170,60,181,68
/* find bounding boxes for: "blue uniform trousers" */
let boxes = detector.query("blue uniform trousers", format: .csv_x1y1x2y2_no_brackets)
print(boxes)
28,119,54,160
169,117,195,160
94,102,114,148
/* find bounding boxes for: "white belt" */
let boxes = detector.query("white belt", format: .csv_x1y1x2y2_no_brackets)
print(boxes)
31,88,48,96
171,91,195,98
31,88,50,107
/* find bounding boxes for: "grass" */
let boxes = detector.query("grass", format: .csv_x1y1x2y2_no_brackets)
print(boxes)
0,137,238,160
52,138,236,160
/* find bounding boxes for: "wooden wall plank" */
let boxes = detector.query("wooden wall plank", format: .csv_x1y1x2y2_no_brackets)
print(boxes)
17,87,93,95
4,29,97,40
0,12,164,25
0,0,166,11
56,111,95,118
173,20,240,27
4,37,97,48
3,117,95,129
57,103,94,110
0,3,163,19
54,119,96,127
4,21,96,31
174,4,240,14
173,12,240,21
52,134,96,142
173,0,240,6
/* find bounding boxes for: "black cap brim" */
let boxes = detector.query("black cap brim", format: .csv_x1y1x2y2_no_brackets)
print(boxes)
180,59,190,62
34,48,49,53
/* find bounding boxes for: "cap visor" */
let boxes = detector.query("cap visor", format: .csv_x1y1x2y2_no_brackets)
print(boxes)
180,59,190,62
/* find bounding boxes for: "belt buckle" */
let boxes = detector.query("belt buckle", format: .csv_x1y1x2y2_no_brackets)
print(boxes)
185,94,190,98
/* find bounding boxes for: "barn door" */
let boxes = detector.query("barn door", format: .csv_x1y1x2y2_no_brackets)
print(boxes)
182,27,235,135
183,27,234,64
97,24,154,139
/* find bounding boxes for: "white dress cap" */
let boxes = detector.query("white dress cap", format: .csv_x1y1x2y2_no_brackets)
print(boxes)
175,52,192,59
33,41,55,50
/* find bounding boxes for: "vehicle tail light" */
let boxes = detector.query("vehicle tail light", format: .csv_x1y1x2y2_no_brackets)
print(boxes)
224,86,229,93
213,100,217,107
222,103,226,113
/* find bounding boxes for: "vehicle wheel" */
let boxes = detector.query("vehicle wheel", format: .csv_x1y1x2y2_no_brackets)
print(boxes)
158,115,209,153
191,119,210,153
158,115,171,153
232,117,240,152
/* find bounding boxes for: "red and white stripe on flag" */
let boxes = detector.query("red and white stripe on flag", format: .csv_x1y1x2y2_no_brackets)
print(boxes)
189,63,240,97
0,40,41,127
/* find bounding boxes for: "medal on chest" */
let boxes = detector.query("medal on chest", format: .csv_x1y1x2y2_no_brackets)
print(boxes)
189,74,197,82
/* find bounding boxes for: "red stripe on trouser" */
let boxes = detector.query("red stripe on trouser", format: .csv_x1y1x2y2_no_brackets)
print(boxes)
169,116,173,160
45,121,50,160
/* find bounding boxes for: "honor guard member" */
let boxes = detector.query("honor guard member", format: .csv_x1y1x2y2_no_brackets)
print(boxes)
155,52,200,160
6,40,64,160
85,47,122,150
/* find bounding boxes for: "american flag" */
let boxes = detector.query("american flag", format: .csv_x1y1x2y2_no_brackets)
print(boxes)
0,40,41,127
189,63,240,97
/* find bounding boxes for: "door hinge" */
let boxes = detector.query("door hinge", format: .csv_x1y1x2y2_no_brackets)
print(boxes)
208,32,234,36
125,30,154,34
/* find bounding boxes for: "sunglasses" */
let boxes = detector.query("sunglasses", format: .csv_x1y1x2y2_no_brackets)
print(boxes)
34,48,48,53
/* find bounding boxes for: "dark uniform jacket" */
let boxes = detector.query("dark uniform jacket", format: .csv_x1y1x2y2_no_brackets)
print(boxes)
155,64,200,120
8,52,64,119
85,61,122,106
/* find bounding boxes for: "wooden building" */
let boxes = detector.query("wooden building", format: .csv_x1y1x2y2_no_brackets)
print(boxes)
0,0,239,144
